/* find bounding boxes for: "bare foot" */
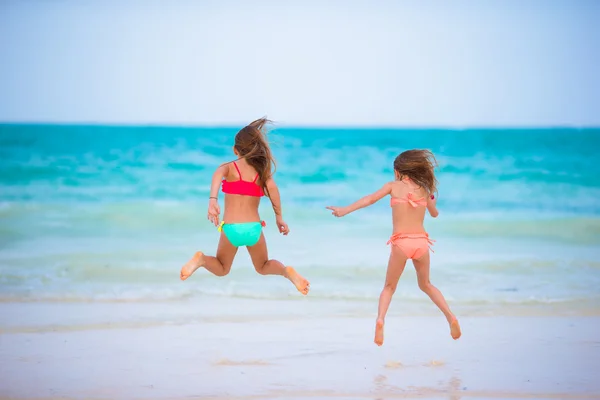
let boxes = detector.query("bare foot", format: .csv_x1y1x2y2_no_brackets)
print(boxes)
284,267,310,295
450,318,461,340
374,319,384,346
180,252,205,281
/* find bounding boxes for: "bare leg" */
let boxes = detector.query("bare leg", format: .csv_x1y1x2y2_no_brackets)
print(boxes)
180,232,238,280
413,251,461,340
375,246,408,346
247,234,310,295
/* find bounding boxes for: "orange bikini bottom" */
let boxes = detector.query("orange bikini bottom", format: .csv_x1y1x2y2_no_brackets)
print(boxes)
387,232,435,260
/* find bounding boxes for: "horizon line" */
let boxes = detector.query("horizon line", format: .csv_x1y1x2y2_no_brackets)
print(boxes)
1,121,599,130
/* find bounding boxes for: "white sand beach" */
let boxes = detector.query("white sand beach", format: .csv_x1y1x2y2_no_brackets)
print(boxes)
1,300,599,400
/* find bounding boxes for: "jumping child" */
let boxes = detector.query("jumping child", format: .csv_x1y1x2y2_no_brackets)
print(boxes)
327,150,460,345
180,118,310,296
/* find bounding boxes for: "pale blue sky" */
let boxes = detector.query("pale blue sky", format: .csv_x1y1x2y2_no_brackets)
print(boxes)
0,0,598,126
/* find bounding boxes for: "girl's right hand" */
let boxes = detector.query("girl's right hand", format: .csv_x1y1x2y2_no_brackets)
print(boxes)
326,206,348,217
207,199,221,226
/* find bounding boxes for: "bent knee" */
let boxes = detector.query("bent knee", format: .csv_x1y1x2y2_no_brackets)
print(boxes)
254,267,268,275
383,281,397,294
252,260,268,275
418,280,432,292
215,262,232,277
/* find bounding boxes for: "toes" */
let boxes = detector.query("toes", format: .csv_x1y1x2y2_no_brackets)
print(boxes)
301,281,310,295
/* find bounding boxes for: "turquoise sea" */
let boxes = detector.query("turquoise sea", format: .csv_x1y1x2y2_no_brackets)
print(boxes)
0,124,599,316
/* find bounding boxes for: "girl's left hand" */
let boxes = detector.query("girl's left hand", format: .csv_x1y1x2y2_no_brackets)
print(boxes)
326,206,348,217
276,216,290,235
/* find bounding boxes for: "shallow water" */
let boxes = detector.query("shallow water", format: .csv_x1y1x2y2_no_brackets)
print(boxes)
0,124,599,315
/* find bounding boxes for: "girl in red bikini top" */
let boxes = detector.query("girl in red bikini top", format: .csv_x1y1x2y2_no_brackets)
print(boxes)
179,117,309,297
326,149,461,346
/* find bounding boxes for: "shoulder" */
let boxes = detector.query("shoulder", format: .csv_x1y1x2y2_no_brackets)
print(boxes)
216,162,232,176
384,181,398,190
265,176,277,186
378,181,394,193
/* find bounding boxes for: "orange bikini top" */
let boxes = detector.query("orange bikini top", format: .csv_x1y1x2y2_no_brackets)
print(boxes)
390,192,432,208
221,162,264,197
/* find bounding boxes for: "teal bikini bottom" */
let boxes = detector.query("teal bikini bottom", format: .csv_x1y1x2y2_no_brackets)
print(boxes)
219,221,264,247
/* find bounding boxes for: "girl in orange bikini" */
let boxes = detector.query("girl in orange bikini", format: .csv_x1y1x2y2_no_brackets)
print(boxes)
327,150,460,346
179,118,310,296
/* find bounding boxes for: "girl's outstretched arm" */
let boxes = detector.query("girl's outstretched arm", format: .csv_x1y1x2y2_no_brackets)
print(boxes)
207,164,228,226
266,178,290,235
426,193,439,218
326,182,392,217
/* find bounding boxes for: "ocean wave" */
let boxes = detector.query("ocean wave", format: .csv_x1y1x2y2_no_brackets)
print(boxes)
1,287,597,309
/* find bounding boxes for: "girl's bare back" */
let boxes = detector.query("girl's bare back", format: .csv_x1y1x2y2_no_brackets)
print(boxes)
389,179,430,233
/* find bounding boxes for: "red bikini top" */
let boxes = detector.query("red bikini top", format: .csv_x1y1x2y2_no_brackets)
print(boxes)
221,162,264,197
